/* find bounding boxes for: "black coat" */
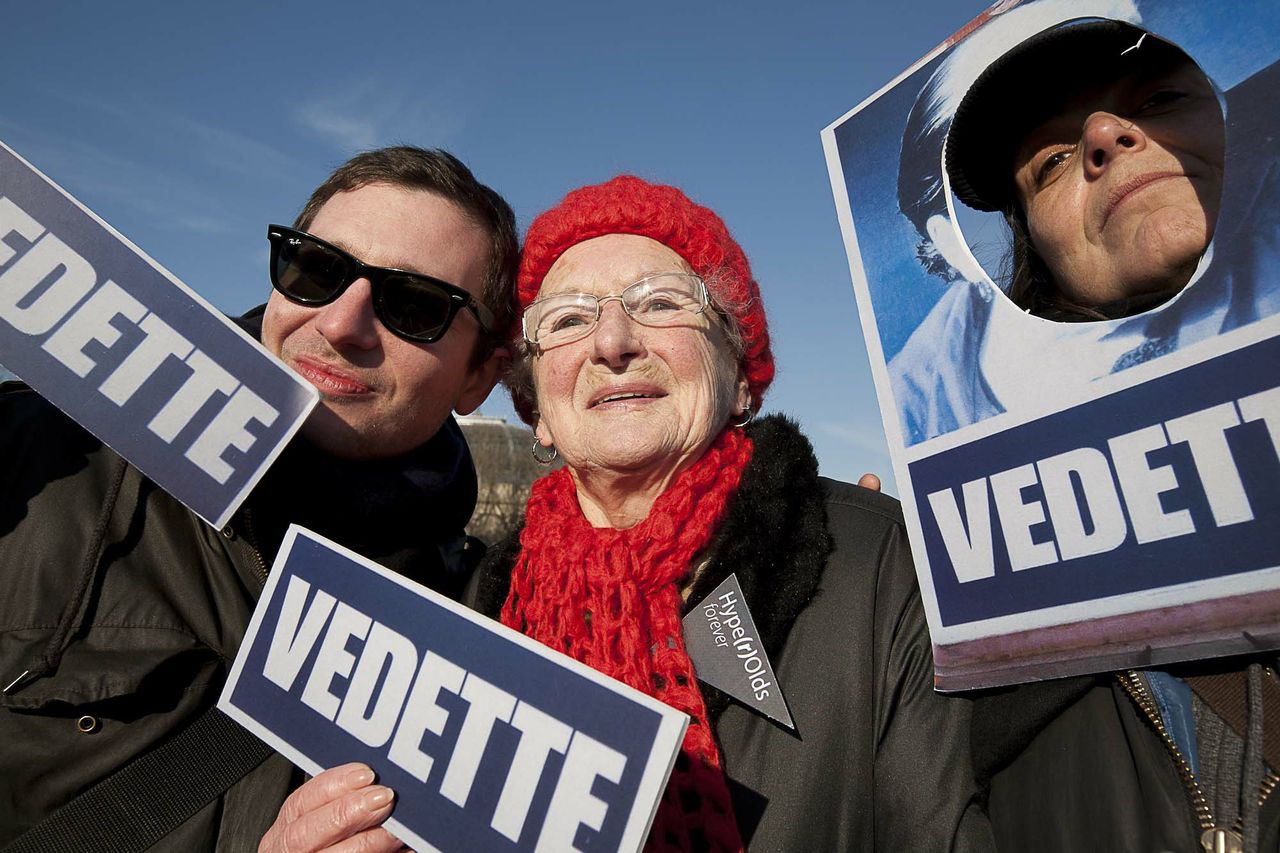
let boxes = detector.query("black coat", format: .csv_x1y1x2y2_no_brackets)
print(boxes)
471,416,990,851
974,669,1280,852
0,381,480,851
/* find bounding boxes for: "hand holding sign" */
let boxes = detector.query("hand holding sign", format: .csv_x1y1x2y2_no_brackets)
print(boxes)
259,763,406,853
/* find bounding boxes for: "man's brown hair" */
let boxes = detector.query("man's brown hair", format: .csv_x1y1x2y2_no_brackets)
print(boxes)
295,146,517,362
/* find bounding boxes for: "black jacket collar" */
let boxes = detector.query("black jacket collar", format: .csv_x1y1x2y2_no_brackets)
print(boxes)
234,305,479,595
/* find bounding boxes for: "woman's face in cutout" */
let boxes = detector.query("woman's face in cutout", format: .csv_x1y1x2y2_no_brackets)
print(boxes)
1012,52,1225,308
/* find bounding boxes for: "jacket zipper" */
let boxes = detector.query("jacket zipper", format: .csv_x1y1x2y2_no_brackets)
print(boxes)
1118,671,1216,831
239,507,269,584
1259,769,1280,815
1119,671,1280,851
1262,668,1280,820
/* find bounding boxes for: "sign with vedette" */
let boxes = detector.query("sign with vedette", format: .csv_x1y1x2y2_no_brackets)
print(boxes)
221,526,688,853
822,0,1280,689
0,140,317,528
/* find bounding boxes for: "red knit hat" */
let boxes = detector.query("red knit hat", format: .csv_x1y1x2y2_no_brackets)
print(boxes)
516,175,774,422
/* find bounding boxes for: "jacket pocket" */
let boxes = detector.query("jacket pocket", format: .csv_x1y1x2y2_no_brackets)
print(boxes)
0,624,221,711
0,625,226,846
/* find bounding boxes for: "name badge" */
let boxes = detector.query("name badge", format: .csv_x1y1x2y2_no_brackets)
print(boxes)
683,574,793,731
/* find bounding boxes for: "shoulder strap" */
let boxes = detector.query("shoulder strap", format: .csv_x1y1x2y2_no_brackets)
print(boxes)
4,705,273,853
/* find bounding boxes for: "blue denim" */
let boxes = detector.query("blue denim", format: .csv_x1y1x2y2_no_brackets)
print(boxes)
1146,670,1200,776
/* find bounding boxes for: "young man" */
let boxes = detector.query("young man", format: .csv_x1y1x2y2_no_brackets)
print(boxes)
0,147,517,850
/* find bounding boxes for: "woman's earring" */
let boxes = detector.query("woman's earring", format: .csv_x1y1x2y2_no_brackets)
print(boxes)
531,439,558,465
732,401,755,429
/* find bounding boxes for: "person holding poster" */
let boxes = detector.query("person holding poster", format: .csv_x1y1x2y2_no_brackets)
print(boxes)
0,147,517,850
935,21,1280,853
945,21,1225,322
886,1,1280,448
265,176,989,851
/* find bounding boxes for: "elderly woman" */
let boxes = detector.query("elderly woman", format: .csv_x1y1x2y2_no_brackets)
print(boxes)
475,175,991,851
941,21,1280,853
260,177,987,851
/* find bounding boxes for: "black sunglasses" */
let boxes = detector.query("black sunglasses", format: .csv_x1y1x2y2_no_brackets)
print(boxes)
266,225,495,343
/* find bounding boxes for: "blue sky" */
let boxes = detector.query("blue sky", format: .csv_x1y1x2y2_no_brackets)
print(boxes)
0,0,997,493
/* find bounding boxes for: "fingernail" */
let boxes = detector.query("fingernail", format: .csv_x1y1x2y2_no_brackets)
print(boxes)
364,786,394,810
347,766,375,788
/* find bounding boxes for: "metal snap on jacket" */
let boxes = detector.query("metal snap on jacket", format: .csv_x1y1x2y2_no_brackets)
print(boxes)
220,525,236,540
76,715,99,734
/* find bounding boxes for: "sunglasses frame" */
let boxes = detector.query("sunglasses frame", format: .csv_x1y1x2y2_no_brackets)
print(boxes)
267,224,495,344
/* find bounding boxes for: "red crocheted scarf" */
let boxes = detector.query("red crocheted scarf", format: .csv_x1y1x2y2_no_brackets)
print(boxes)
501,427,754,852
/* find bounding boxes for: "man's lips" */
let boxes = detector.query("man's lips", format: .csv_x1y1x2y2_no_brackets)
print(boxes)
588,384,666,408
1102,171,1185,228
292,356,371,395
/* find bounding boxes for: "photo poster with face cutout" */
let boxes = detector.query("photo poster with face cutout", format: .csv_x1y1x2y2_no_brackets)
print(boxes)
821,0,1280,691
0,139,318,529
222,525,689,853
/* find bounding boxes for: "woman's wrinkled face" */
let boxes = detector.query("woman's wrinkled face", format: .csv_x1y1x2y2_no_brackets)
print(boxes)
531,234,748,478
1013,54,1225,307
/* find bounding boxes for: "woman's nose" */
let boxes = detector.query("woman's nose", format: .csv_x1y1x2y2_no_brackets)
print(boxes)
315,278,380,351
591,299,645,366
1082,111,1146,176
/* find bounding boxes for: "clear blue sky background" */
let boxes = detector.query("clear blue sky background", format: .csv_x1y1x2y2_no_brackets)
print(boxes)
1,0,996,493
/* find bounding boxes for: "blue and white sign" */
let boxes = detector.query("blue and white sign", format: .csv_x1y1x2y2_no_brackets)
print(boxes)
0,140,317,529
220,526,688,853
822,0,1280,689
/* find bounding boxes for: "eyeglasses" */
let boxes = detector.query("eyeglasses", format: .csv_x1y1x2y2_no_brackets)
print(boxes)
522,273,710,350
266,225,495,343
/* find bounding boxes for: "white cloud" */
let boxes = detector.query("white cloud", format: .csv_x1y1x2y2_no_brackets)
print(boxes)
169,114,305,181
45,89,305,184
292,78,466,153
0,120,236,238
294,103,379,152
172,211,235,236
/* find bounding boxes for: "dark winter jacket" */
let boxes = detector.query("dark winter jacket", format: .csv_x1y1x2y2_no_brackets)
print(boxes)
471,415,991,851
0,373,480,850
974,664,1280,852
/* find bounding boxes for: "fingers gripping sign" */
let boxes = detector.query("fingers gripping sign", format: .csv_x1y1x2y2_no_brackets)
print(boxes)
260,763,410,853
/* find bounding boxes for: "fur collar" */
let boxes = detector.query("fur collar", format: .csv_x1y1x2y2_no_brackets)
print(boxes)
471,414,833,720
